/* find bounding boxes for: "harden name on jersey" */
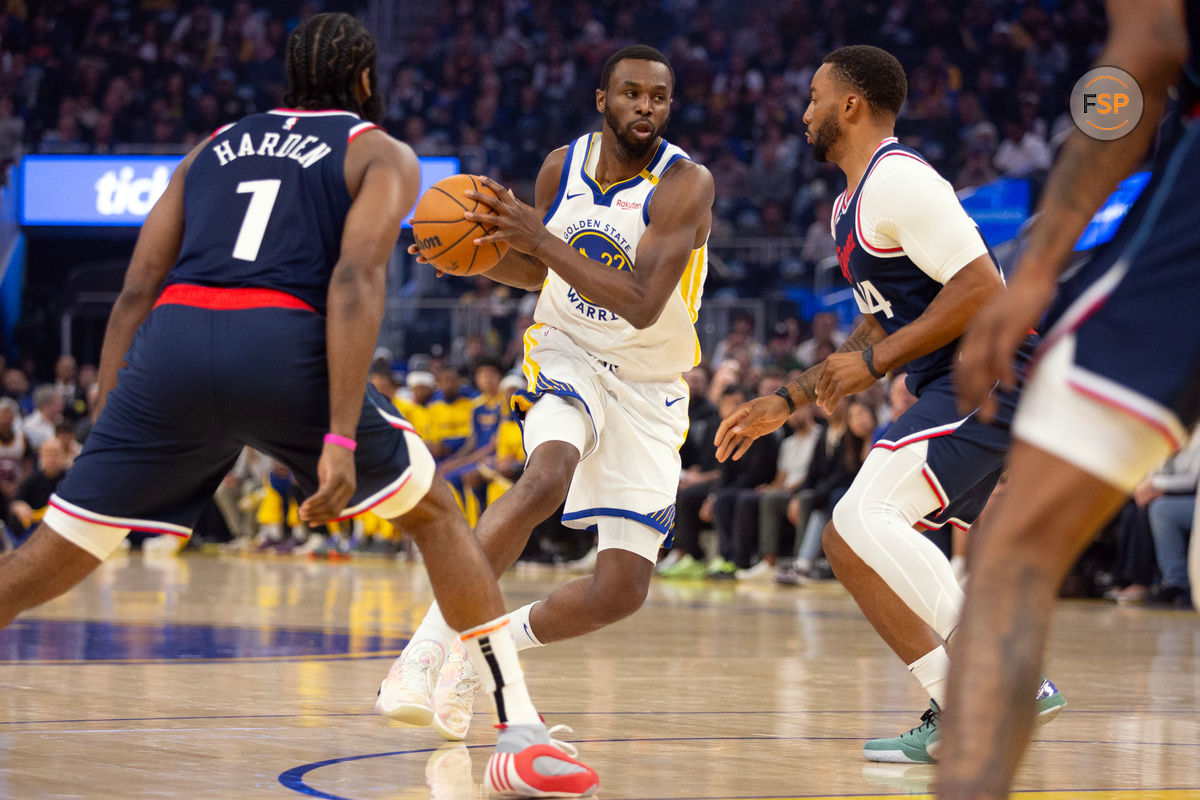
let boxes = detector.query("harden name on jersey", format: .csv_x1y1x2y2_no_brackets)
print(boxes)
210,128,333,169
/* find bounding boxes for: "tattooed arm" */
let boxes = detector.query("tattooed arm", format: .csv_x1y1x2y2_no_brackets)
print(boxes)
714,317,883,462
780,317,882,407
955,0,1188,419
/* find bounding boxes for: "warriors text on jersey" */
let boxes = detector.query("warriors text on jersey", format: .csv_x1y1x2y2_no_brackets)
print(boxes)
538,133,708,378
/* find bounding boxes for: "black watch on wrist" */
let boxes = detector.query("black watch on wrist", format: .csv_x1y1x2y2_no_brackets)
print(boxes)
773,386,797,413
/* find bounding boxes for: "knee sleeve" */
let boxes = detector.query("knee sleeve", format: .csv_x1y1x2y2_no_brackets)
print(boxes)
831,444,965,638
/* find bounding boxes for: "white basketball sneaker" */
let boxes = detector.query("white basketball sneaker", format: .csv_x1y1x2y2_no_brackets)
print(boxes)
375,639,445,726
432,642,482,741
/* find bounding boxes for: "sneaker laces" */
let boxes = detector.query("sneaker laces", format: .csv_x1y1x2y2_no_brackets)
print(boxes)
545,724,580,758
907,707,939,736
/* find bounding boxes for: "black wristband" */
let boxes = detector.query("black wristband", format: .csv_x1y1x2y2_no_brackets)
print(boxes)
862,345,886,380
774,385,797,413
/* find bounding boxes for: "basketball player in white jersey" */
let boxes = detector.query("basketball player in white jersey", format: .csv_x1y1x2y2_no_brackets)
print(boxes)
376,44,714,741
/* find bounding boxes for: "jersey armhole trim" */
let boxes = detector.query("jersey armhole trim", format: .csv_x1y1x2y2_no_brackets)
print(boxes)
348,122,380,142
642,152,690,226
542,142,577,224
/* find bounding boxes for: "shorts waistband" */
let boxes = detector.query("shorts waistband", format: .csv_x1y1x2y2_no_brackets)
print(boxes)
594,358,679,383
155,284,317,313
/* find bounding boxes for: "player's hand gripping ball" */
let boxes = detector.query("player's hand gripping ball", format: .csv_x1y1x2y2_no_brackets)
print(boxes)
411,174,509,276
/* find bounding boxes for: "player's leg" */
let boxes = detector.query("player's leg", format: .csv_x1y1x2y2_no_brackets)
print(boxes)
380,450,597,795
516,521,657,645
378,393,586,730
938,333,1180,799
396,394,584,652
0,525,109,628
938,442,1127,799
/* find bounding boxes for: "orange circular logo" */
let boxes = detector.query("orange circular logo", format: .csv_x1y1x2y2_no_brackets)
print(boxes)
1070,67,1144,140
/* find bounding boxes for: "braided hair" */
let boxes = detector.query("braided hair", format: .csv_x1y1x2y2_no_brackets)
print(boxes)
284,13,382,123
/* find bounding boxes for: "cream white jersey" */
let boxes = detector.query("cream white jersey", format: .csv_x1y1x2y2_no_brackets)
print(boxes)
536,132,707,380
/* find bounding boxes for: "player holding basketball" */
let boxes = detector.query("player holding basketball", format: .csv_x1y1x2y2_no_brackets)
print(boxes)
0,14,596,798
377,44,714,740
940,0,1197,796
713,45,1064,764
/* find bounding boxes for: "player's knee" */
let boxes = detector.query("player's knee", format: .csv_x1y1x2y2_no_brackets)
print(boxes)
398,478,466,539
588,552,652,622
521,443,578,505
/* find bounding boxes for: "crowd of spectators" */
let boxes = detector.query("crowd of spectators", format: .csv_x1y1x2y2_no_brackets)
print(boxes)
4,0,1107,287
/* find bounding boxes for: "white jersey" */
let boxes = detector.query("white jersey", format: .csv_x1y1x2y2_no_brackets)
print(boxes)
537,132,707,380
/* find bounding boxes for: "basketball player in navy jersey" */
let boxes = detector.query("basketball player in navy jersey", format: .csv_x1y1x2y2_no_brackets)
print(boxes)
0,14,596,797
942,0,1198,795
714,45,1063,763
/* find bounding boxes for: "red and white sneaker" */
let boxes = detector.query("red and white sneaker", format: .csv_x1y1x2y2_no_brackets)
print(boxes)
432,642,482,741
375,639,445,726
485,723,598,798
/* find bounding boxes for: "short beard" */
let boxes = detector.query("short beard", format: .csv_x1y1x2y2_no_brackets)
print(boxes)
604,106,667,160
810,114,841,163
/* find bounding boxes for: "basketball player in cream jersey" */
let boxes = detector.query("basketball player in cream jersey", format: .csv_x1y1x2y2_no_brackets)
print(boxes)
377,44,714,741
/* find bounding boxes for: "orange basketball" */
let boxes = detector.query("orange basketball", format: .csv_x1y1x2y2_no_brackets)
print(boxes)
411,174,509,276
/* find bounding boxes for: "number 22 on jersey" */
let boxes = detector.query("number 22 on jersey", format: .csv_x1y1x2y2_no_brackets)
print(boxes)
852,279,894,319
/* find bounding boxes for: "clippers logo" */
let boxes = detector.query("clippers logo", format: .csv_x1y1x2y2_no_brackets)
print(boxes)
1070,67,1143,141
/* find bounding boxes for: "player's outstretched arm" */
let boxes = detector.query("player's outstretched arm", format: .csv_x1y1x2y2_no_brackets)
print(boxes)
715,318,883,462
301,131,419,525
956,0,1187,418
468,160,715,329
95,141,206,415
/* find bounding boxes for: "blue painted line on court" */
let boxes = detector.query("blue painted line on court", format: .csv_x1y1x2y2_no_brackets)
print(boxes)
278,735,1200,799
0,618,410,662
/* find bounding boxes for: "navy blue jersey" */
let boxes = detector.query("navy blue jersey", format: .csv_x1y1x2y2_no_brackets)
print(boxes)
832,139,1000,396
169,109,380,313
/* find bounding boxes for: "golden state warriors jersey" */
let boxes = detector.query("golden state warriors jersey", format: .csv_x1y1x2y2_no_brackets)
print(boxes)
537,133,707,379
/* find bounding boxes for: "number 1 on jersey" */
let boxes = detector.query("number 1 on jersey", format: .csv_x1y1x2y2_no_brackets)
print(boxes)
233,179,281,262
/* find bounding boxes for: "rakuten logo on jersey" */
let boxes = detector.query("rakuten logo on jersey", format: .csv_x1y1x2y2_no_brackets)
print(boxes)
615,198,641,211
94,166,170,216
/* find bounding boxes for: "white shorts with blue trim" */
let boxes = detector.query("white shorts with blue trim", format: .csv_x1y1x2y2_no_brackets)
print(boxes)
516,324,689,560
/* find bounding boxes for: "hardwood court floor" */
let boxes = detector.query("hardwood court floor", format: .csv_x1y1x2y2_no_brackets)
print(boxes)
0,552,1197,799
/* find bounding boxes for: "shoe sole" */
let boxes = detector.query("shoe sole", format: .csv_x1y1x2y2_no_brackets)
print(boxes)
1035,696,1067,726
376,680,435,726
861,748,935,764
432,712,468,741
377,701,434,726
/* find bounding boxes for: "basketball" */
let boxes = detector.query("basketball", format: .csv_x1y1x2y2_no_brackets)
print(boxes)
411,174,510,276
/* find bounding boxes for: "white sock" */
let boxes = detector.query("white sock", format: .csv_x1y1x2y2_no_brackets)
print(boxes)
460,616,540,725
406,601,458,654
507,602,545,652
908,644,950,708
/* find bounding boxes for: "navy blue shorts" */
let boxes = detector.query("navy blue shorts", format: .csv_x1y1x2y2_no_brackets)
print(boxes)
1040,121,1200,440
876,375,1017,529
52,292,423,536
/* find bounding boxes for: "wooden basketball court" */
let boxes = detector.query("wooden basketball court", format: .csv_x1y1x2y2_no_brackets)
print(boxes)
1,552,1196,799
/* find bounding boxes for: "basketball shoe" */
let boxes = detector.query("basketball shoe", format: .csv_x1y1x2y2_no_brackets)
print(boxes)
432,642,482,741
375,639,445,726
485,723,599,798
862,679,1066,764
